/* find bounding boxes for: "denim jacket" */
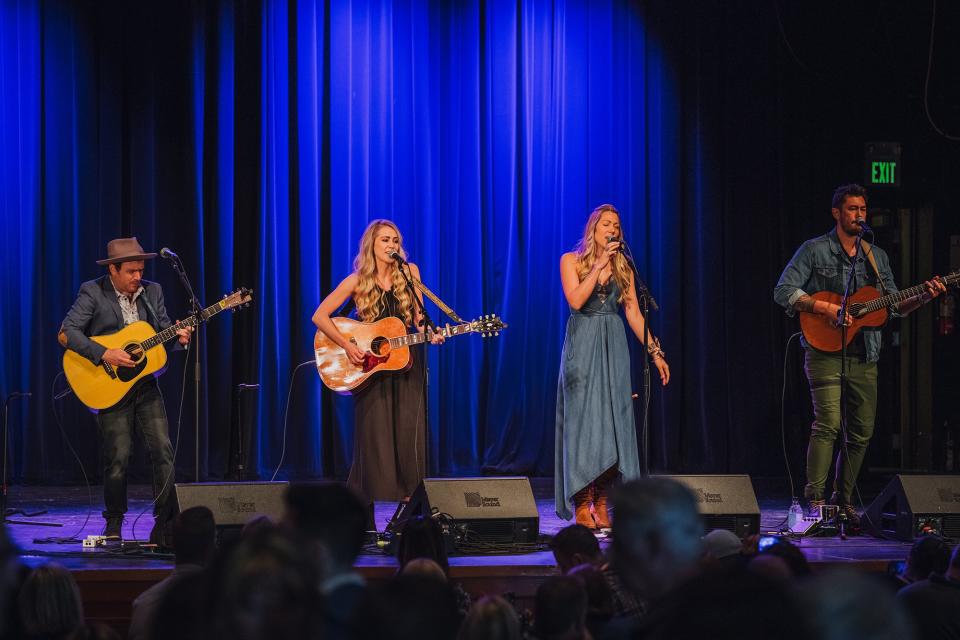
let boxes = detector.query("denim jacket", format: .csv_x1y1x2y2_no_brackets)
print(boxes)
774,228,899,362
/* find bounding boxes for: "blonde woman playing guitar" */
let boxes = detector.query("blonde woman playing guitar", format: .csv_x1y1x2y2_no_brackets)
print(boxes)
312,220,444,509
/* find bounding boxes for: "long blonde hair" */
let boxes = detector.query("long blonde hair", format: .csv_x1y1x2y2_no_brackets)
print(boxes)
353,219,416,325
574,204,632,303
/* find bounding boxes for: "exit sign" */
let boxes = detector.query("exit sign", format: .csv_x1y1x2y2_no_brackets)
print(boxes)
865,142,901,187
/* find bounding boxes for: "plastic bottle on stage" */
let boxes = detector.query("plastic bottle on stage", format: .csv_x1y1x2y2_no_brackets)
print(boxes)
787,498,804,529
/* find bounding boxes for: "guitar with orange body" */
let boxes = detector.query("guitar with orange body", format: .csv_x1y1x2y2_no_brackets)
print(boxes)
314,314,506,394
799,271,959,352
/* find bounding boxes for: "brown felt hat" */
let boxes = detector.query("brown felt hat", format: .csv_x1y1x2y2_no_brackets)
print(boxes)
96,237,157,265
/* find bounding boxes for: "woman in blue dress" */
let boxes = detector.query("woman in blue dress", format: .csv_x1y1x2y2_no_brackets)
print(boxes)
555,204,670,529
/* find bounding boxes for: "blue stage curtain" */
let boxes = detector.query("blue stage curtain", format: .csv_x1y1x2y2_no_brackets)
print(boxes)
2,0,785,484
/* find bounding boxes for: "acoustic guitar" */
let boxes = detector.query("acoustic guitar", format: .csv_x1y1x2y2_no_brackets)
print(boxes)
799,272,958,352
63,288,253,410
314,314,506,393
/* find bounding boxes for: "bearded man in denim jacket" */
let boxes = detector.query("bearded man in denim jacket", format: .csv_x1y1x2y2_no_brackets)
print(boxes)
774,184,945,528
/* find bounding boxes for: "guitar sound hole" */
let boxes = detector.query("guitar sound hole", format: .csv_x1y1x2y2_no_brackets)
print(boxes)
125,344,145,363
370,337,389,356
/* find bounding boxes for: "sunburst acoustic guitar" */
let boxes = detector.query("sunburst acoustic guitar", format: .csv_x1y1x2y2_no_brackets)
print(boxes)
62,288,253,410
799,271,958,352
314,314,506,394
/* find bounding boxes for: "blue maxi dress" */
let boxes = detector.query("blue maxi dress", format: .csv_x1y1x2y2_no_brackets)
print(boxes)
555,279,640,520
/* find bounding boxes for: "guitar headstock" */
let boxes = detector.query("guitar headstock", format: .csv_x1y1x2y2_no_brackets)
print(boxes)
470,314,507,337
222,287,254,312
942,270,960,288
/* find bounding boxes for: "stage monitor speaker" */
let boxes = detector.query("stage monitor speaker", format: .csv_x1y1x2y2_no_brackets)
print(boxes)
660,475,760,538
864,474,960,541
173,481,289,527
407,477,539,544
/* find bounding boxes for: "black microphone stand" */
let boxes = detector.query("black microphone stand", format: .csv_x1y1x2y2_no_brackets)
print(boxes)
167,254,204,482
3,392,59,527
620,243,659,477
396,258,436,478
835,226,868,540
378,257,436,536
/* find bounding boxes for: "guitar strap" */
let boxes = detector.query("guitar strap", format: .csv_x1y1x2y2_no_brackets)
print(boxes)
861,240,887,294
404,267,465,323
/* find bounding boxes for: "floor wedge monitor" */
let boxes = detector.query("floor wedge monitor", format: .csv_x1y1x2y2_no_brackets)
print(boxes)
173,481,289,527
407,477,539,544
864,474,960,541
659,474,760,537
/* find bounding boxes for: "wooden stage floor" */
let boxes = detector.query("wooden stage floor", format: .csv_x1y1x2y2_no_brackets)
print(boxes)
3,480,911,631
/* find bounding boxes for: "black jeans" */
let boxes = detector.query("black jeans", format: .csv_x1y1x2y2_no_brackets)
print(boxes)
96,379,175,520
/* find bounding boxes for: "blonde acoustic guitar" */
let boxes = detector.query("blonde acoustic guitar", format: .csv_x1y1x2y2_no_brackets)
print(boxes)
799,271,957,352
314,314,506,394
63,288,253,410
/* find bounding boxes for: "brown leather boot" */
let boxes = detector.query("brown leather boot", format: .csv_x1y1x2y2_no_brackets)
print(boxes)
593,468,618,529
573,485,596,529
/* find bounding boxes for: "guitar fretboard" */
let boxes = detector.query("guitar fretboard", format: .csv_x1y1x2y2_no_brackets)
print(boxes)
139,299,230,350
387,323,475,348
858,273,958,315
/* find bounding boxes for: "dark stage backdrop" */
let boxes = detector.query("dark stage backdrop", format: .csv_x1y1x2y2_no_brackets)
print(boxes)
2,0,959,486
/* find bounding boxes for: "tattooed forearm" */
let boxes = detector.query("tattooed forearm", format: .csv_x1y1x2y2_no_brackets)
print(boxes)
793,294,817,313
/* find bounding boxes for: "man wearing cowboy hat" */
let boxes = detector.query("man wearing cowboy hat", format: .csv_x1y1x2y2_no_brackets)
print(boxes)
60,237,192,542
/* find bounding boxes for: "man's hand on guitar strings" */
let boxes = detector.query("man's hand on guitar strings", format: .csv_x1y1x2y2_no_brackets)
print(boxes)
176,324,194,345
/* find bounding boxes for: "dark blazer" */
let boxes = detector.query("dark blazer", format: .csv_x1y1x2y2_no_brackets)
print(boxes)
61,276,174,365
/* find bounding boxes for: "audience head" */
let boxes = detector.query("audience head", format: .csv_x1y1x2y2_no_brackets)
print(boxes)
798,568,914,640
173,506,216,567
701,529,745,571
610,477,703,599
758,539,810,578
533,575,588,640
352,575,461,640
17,563,84,640
210,526,324,640
646,567,809,640
400,557,447,582
283,482,368,573
948,542,960,581
905,534,950,582
396,516,450,576
457,595,521,640
567,563,614,638
549,524,603,574
0,525,23,639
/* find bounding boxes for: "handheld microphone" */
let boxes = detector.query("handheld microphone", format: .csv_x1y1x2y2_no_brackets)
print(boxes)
388,251,408,265
606,236,624,253
159,247,179,261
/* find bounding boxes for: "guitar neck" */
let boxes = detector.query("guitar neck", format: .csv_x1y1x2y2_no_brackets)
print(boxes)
861,281,935,314
387,323,472,348
139,299,230,350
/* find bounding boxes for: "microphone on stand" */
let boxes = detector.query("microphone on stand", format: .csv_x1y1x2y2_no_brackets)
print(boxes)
159,247,180,261
388,251,408,265
854,219,873,235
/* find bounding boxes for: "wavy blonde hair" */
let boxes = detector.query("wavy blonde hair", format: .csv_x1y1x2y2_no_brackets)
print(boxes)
574,204,632,303
353,219,416,325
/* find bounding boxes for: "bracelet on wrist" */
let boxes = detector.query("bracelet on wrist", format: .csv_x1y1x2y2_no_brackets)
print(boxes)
647,337,665,360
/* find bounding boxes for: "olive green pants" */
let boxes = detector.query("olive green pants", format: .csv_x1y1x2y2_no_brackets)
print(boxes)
803,348,878,504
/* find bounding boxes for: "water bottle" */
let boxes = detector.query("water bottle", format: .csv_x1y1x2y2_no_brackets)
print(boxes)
787,498,803,530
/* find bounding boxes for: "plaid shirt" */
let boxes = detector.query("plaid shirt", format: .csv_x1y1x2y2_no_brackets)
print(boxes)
602,562,646,619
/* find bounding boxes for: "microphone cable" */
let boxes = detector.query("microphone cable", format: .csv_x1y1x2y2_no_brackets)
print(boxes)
270,359,316,481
